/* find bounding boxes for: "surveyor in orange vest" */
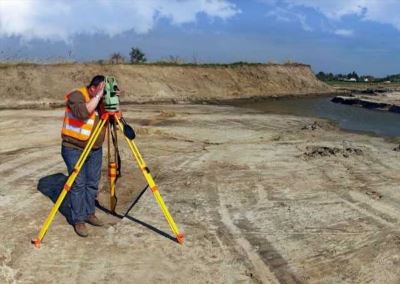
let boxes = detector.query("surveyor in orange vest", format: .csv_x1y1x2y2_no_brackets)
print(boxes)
61,75,107,237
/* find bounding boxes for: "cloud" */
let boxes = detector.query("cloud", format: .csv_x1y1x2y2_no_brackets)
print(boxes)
283,1,366,19
0,0,240,41
266,7,312,31
282,0,400,31
334,29,354,37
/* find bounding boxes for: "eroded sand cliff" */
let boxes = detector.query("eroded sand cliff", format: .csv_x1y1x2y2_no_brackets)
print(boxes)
0,63,333,108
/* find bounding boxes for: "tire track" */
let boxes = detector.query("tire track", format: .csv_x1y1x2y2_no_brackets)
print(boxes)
1,159,63,187
0,146,59,173
215,175,282,284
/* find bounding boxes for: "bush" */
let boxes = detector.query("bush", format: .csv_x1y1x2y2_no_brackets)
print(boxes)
129,47,147,64
109,53,125,64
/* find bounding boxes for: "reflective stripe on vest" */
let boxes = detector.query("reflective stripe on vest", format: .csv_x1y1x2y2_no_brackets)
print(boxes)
61,87,97,141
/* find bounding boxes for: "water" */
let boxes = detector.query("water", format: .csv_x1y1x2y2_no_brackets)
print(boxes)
239,96,400,138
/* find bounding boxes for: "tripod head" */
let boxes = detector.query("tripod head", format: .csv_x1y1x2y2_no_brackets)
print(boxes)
104,111,136,141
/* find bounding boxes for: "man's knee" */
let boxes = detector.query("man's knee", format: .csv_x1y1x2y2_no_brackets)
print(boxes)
70,173,87,193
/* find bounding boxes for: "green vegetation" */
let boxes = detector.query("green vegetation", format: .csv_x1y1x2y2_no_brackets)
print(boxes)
317,71,368,82
316,71,400,83
0,60,310,69
0,46,310,69
1,46,310,68
382,74,400,83
129,47,147,63
109,52,125,64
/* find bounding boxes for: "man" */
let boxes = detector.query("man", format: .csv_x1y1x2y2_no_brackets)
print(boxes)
61,75,107,237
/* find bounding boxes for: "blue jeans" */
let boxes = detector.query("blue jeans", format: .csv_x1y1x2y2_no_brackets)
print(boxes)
61,145,102,224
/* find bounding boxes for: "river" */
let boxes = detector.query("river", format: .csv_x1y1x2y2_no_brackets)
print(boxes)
239,96,400,138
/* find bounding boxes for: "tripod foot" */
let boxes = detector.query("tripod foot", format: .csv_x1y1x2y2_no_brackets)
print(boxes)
31,238,41,248
176,233,185,244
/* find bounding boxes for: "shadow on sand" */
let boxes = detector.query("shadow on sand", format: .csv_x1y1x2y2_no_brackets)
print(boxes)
37,173,72,224
37,173,178,243
95,183,179,244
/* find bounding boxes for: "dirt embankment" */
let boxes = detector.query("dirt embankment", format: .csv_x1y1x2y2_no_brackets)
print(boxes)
0,63,334,109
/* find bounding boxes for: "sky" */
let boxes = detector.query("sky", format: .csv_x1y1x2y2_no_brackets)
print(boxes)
0,0,399,76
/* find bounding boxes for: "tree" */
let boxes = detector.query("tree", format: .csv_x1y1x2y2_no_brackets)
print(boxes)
109,52,125,64
316,71,326,80
129,47,147,63
347,71,359,80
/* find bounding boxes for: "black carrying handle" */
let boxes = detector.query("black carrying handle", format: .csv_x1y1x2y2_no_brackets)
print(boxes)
120,117,136,140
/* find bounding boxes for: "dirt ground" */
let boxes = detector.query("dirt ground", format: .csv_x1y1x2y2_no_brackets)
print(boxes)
1,104,400,283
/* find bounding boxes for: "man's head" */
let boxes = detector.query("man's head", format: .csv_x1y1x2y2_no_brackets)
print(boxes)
87,75,105,97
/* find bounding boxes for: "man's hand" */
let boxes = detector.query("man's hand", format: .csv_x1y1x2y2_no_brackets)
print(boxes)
86,82,105,113
95,82,105,98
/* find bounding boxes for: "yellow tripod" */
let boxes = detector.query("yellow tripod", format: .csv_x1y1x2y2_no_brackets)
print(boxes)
32,112,184,247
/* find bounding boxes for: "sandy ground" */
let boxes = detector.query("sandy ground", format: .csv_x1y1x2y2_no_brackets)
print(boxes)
1,104,400,283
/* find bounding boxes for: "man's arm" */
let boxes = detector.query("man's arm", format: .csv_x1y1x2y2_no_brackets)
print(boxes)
86,82,105,113
68,92,91,120
68,83,104,119
85,93,102,114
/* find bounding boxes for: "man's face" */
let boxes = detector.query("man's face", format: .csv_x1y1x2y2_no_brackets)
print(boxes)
88,83,104,97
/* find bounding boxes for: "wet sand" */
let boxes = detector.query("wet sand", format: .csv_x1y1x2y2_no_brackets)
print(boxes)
1,104,400,283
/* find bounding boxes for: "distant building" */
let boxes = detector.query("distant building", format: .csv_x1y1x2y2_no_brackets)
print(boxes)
384,80,391,84
343,78,357,82
364,78,369,82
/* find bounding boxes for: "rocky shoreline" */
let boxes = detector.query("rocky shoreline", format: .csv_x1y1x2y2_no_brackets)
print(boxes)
332,92,400,114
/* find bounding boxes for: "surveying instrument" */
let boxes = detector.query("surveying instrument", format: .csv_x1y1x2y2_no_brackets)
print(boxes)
32,76,184,247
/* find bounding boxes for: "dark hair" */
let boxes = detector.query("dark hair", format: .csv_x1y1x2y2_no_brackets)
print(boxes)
88,75,105,88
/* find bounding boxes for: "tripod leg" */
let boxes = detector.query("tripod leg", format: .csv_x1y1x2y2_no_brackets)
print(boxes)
115,117,184,244
107,121,117,212
109,161,117,212
32,116,108,247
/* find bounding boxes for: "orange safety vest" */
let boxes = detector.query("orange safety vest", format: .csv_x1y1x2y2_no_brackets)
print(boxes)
61,87,97,141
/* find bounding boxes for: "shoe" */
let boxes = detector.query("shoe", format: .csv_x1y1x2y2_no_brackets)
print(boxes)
74,223,88,237
86,214,104,227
